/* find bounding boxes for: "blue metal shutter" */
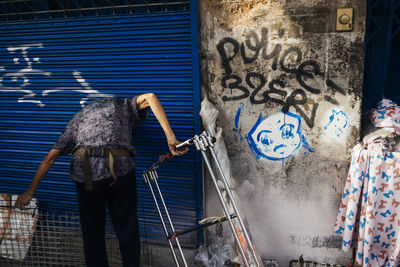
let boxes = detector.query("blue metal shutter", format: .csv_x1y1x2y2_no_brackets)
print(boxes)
0,10,201,246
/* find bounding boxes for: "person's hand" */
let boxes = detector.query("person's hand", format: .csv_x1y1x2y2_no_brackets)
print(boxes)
168,138,189,156
13,191,34,210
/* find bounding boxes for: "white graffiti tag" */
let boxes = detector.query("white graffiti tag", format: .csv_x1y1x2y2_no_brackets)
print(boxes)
42,70,114,107
0,44,51,106
0,43,113,107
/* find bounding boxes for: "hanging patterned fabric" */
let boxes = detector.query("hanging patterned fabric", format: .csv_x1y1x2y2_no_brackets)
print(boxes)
370,99,400,136
335,99,400,266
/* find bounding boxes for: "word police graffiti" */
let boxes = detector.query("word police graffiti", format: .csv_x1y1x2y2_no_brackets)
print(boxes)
217,28,346,128
0,43,113,107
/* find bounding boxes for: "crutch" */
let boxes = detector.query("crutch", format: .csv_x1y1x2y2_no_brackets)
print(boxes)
143,154,238,267
143,159,188,267
176,131,262,267
143,165,240,266
143,131,261,267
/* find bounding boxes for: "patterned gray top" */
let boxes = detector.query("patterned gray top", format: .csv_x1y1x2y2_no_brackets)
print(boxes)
52,97,149,183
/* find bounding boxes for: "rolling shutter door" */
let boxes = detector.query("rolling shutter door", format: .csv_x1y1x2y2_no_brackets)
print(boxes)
0,9,201,246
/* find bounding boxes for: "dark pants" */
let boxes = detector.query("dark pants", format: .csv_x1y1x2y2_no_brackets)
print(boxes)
75,169,140,267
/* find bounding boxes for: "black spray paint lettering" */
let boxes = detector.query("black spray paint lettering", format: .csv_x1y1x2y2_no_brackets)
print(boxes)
266,80,286,106
261,28,283,70
221,71,319,128
218,28,282,75
279,46,302,74
287,90,319,129
240,31,260,64
222,73,318,128
221,74,250,101
217,37,239,75
217,27,339,95
295,60,322,94
247,72,267,104
217,27,345,128
324,79,346,105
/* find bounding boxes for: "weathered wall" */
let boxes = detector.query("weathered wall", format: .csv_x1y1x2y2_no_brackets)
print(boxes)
198,0,366,265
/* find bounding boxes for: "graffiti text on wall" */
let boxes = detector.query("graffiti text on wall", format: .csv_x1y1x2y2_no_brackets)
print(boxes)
0,43,113,107
217,28,346,128
247,111,313,161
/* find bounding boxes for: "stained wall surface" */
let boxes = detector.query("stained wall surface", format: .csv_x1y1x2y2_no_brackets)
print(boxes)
198,0,367,265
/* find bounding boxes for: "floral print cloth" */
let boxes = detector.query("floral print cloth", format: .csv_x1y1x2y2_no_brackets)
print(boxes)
52,97,148,183
335,99,400,266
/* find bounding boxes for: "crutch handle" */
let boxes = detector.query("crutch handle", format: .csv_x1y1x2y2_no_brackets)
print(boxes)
145,153,174,172
176,132,217,151
176,138,194,150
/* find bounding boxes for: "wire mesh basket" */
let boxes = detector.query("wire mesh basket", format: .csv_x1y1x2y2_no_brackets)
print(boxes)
0,193,122,267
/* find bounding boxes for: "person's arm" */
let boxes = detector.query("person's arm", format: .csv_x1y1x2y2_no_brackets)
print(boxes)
136,93,188,156
14,148,61,209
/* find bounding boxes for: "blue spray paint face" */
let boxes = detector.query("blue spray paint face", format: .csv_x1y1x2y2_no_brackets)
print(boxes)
323,110,349,137
247,111,304,160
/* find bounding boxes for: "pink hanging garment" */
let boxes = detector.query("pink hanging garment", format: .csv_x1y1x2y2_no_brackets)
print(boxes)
335,99,400,266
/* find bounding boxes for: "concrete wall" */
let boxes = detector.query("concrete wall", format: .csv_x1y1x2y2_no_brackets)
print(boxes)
198,0,366,265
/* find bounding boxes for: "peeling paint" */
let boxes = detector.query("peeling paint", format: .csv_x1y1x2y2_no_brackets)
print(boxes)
203,0,277,30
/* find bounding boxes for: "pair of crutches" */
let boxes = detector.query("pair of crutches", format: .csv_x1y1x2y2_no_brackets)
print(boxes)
142,131,261,267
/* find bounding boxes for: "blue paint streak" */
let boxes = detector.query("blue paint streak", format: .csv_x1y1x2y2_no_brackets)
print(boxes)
234,103,244,141
235,103,244,129
280,124,295,139
301,134,314,153
323,110,349,137
273,144,287,153
256,130,272,144
247,114,265,160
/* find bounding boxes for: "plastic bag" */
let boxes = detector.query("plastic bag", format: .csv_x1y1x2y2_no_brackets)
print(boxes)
199,98,219,136
0,194,39,260
199,98,234,200
194,244,230,267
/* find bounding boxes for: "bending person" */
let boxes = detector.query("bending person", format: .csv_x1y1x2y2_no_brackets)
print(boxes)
14,93,188,267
